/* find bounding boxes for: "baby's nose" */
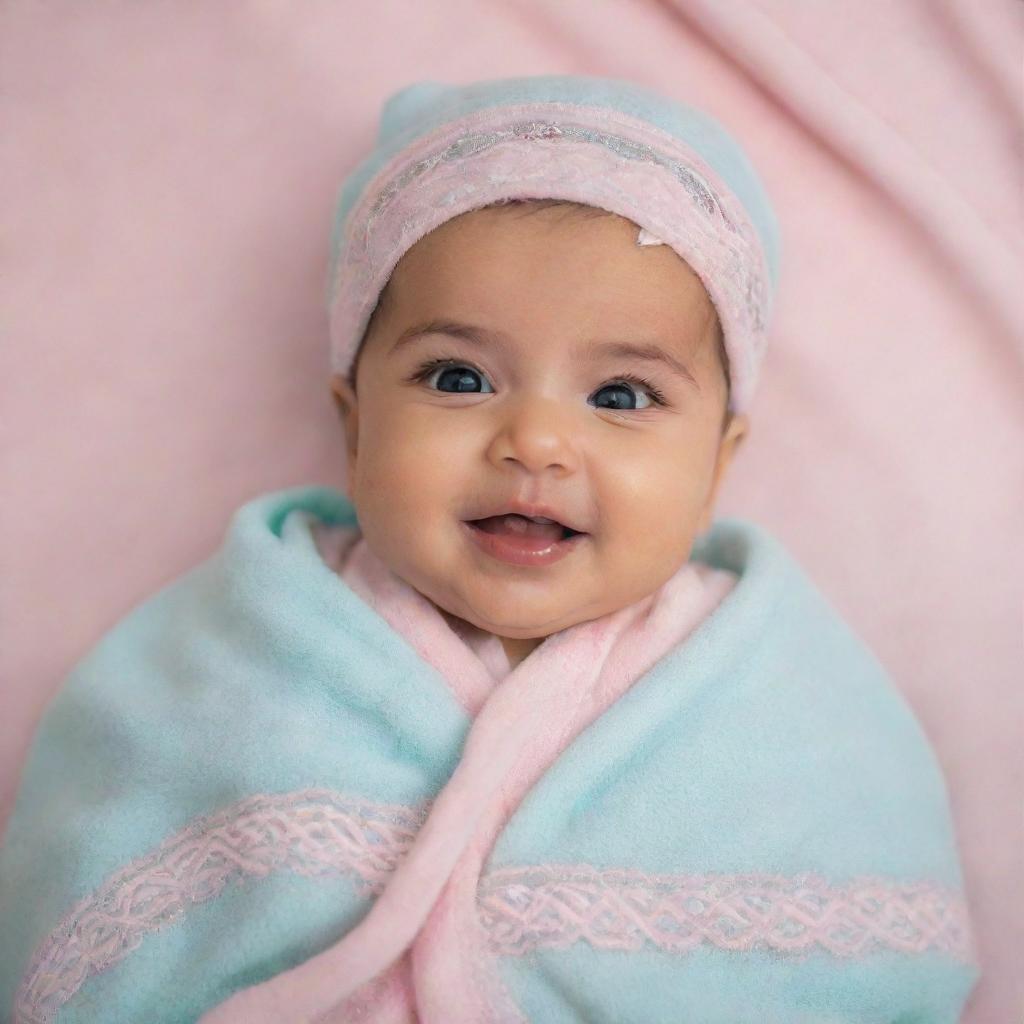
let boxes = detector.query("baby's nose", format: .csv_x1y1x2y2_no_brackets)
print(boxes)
491,394,582,475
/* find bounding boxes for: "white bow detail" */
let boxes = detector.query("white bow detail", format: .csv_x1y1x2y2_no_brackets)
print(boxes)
637,227,666,246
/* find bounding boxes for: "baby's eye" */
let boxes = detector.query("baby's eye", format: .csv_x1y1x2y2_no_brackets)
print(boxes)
414,360,495,394
591,377,665,411
409,358,667,410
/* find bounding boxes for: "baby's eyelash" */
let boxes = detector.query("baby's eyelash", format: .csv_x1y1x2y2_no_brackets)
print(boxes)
405,357,461,387
609,372,669,406
406,356,669,407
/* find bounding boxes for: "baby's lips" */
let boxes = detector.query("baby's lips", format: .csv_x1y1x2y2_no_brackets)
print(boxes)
463,500,589,535
470,514,568,541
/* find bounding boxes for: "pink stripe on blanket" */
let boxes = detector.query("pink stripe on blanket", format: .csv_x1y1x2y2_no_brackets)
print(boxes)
478,863,976,961
12,789,429,1024
14,787,976,1023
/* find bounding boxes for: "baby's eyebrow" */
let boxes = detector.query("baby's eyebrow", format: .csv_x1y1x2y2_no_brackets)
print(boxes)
390,318,700,390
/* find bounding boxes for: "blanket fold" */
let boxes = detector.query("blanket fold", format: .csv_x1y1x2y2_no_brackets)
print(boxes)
0,485,979,1023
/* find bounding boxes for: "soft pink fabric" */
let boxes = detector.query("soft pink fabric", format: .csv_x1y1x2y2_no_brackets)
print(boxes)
2,3,1020,1019
195,525,736,1021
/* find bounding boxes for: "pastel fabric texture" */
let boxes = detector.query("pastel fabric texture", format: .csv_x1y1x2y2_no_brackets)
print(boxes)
0,486,978,1022
326,74,781,414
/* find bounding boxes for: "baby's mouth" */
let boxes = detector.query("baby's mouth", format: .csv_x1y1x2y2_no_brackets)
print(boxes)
467,514,582,542
462,513,589,566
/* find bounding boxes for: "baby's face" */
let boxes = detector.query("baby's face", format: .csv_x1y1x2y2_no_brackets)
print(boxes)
331,205,747,643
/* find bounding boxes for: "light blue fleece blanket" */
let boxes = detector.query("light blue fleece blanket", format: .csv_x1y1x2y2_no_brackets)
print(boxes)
0,485,979,1022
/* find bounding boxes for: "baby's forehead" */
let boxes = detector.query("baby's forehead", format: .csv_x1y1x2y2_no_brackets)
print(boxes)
389,208,717,332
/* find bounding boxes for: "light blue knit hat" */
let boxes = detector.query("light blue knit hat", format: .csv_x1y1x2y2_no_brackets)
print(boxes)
326,74,781,413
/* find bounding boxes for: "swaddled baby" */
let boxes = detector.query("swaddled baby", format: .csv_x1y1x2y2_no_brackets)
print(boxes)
0,75,979,1023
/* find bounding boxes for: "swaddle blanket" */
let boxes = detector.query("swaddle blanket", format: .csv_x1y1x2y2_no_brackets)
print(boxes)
0,486,978,1022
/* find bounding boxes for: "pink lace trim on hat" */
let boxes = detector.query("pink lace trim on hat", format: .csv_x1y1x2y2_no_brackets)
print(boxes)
326,102,773,412
13,789,976,1023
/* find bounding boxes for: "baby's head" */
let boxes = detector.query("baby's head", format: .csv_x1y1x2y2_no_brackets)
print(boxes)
325,76,779,649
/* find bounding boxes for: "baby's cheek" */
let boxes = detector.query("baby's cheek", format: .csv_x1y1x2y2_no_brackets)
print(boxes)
629,488,706,561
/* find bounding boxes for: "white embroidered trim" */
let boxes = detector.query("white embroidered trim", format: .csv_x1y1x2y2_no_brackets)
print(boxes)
13,790,428,1024
477,863,975,961
13,790,976,1023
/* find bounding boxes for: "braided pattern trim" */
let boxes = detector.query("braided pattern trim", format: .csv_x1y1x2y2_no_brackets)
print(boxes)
477,863,976,962
14,791,976,1022
13,789,428,1024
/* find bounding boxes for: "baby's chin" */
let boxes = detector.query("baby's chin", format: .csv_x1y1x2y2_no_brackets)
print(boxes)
381,535,649,637
426,589,612,641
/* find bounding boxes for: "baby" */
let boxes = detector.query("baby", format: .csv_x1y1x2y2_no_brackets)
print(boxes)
329,196,745,673
0,75,979,1023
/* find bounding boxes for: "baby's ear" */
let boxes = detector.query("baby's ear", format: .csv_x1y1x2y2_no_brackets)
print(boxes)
698,412,749,533
329,375,359,458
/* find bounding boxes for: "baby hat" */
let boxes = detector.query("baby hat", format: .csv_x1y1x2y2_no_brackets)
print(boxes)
326,74,781,413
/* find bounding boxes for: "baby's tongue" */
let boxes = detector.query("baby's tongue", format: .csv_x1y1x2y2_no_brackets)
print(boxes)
473,514,563,540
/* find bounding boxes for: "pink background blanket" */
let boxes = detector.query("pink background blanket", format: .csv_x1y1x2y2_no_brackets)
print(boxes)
1,2,1020,1020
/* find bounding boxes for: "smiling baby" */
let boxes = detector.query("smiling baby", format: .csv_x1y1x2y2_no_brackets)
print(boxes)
0,75,979,1024
329,198,746,671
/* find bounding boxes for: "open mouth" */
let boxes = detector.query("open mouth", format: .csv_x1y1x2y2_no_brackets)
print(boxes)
466,514,583,542
461,514,588,567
